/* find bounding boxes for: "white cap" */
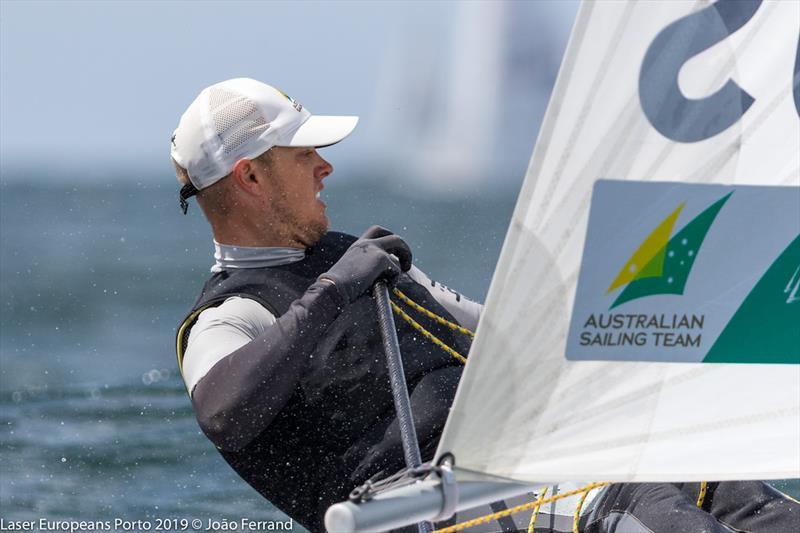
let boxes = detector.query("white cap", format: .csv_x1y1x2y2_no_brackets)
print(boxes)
170,78,358,190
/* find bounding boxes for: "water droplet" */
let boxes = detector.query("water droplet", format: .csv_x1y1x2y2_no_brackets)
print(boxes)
629,264,637,273
681,238,688,246
667,277,674,284
688,250,694,257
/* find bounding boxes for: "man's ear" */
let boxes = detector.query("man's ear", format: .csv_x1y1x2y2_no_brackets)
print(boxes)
231,159,264,197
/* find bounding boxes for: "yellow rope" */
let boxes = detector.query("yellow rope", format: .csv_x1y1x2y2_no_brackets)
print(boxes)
389,291,711,533
696,481,708,508
527,487,548,533
393,288,476,338
390,293,601,533
390,301,468,364
432,482,610,533
573,487,593,533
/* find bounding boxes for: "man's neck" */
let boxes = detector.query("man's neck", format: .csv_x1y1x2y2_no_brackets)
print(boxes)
210,222,306,249
213,235,306,249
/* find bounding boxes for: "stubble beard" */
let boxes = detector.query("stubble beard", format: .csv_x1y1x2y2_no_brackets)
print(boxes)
303,214,329,247
271,195,328,248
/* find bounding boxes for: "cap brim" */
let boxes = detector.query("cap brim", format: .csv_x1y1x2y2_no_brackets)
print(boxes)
284,115,359,148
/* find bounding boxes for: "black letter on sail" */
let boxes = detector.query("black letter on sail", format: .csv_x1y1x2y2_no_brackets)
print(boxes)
639,0,762,143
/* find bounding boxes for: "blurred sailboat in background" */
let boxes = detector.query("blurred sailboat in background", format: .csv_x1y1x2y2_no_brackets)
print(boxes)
368,1,573,193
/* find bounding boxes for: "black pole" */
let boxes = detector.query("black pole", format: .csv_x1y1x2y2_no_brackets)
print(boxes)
372,281,433,533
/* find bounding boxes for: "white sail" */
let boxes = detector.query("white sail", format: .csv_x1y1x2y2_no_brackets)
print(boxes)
435,0,800,484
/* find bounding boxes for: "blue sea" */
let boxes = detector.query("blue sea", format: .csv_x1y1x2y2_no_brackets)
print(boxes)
1,180,797,528
0,179,512,528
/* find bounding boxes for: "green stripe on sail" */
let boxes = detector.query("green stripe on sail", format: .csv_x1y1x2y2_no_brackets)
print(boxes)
704,234,800,364
611,192,732,309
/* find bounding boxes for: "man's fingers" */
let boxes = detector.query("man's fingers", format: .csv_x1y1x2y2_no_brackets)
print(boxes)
371,234,412,272
358,226,413,272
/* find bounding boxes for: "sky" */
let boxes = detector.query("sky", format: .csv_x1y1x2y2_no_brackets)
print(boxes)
0,0,579,189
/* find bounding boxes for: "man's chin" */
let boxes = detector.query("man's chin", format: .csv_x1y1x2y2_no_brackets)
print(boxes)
301,219,329,247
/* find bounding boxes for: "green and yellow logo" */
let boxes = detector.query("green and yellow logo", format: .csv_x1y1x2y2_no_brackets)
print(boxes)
607,192,732,309
275,88,303,112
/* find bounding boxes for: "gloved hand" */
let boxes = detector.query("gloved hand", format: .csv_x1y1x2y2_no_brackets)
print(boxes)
319,225,412,304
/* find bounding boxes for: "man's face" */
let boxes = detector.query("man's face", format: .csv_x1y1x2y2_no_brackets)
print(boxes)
260,146,333,247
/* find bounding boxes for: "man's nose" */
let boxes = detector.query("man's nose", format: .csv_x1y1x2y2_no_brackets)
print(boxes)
315,154,333,180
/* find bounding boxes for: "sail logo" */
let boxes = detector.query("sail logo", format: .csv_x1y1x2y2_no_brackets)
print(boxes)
607,193,731,309
567,180,799,364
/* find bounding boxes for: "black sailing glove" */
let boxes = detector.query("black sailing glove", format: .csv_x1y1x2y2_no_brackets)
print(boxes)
319,225,412,304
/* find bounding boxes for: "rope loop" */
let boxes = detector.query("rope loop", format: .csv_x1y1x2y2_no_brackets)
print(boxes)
389,289,473,364
432,482,611,533
526,487,548,533
386,290,710,533
393,289,476,338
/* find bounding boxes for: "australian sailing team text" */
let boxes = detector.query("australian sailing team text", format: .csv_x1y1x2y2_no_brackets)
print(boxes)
579,313,704,348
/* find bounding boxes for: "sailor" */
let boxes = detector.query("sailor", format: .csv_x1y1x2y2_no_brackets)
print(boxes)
171,78,478,532
171,79,799,533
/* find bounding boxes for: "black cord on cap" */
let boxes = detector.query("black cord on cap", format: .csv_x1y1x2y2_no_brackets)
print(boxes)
179,182,198,214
